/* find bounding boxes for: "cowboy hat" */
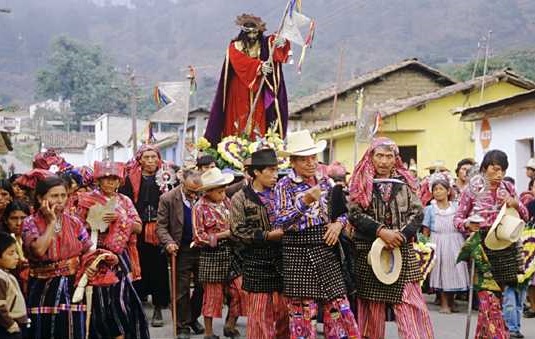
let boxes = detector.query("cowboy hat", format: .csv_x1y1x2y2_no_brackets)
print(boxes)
425,160,448,172
525,158,535,170
198,167,234,192
485,204,526,250
367,238,402,285
278,130,327,157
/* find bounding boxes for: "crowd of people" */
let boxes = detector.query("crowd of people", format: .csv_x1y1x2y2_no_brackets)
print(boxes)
0,130,534,339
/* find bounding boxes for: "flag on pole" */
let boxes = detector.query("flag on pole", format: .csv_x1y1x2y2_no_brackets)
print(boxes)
187,65,197,95
154,86,172,108
279,1,315,73
370,112,382,136
145,121,156,144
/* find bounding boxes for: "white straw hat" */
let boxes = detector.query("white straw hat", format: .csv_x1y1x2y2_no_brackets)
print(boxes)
485,204,525,250
278,130,327,157
367,238,402,285
198,167,234,192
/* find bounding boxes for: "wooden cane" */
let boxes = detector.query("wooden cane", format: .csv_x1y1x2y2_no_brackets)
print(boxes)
171,254,178,338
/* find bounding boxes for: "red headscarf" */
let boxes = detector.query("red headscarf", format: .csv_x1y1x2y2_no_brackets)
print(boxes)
348,137,417,209
127,144,162,203
33,149,70,171
15,169,54,190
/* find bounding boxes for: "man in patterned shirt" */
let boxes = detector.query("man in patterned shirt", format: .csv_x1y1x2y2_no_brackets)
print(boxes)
347,137,434,339
230,148,289,339
274,130,360,339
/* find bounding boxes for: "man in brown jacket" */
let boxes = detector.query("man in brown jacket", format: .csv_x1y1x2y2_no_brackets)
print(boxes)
157,169,205,339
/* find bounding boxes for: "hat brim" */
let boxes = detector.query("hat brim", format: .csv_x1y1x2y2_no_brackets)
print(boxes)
278,140,327,158
425,165,448,171
485,205,523,250
368,238,402,285
197,173,234,192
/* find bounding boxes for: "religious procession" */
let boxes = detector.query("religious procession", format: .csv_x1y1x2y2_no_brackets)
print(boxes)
2,2,535,339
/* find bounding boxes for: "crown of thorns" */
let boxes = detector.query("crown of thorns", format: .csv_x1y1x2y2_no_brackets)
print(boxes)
235,13,267,32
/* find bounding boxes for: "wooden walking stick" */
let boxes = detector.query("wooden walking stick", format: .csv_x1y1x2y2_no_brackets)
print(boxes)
171,253,178,338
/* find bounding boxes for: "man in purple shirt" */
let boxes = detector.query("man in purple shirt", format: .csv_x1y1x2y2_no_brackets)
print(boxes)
274,130,360,339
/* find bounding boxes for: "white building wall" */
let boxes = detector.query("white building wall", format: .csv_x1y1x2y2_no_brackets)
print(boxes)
62,152,87,167
474,110,535,191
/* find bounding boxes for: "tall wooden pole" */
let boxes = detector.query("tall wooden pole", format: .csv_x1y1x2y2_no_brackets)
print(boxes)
127,65,138,154
329,46,345,162
353,88,364,165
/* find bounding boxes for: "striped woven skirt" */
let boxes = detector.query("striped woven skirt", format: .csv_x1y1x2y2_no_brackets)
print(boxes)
27,274,86,339
89,252,150,339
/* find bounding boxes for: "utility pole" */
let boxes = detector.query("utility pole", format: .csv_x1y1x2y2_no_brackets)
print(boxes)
127,65,138,154
329,46,345,162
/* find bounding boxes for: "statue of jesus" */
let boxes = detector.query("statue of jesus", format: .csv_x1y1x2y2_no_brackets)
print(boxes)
204,13,290,145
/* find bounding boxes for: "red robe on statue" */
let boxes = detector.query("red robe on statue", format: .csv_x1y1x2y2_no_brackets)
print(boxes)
222,36,290,139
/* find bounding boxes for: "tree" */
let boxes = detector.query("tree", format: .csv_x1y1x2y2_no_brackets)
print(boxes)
446,49,535,82
36,36,129,127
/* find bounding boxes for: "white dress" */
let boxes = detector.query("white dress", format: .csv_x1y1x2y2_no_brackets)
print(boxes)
425,201,470,292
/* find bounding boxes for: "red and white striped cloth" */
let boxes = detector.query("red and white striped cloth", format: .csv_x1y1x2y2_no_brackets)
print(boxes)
357,282,434,339
202,276,247,318
247,292,289,339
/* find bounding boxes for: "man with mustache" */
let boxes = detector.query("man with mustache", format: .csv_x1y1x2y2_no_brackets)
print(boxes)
204,13,290,145
347,137,434,339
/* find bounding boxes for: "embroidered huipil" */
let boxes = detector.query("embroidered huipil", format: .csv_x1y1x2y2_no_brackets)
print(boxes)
454,180,528,234
274,170,348,231
193,196,232,248
21,212,92,262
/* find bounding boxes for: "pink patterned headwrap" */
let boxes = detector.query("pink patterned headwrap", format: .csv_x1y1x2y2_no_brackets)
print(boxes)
15,169,54,190
348,137,417,209
127,144,162,203
327,161,347,179
33,149,71,171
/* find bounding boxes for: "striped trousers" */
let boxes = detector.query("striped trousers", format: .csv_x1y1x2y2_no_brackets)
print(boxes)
288,296,361,339
247,292,289,339
357,282,434,339
202,276,248,318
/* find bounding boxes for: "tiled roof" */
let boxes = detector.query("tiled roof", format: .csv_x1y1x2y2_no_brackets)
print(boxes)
313,69,535,134
457,89,535,121
39,131,93,151
289,58,457,116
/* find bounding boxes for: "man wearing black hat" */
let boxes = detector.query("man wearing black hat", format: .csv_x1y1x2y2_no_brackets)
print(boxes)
230,148,289,338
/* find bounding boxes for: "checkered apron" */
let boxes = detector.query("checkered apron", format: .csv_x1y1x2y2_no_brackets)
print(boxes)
282,225,347,301
353,239,422,304
241,245,284,293
198,240,231,283
482,233,523,286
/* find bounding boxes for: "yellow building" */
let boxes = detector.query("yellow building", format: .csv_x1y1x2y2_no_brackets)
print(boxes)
312,70,534,177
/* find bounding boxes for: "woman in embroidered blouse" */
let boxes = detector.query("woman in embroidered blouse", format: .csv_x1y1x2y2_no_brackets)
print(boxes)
454,150,528,339
21,176,93,339
1,200,30,295
422,174,469,313
76,161,148,339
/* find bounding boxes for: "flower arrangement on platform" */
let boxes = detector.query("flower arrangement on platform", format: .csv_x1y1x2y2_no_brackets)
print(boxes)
195,126,288,171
